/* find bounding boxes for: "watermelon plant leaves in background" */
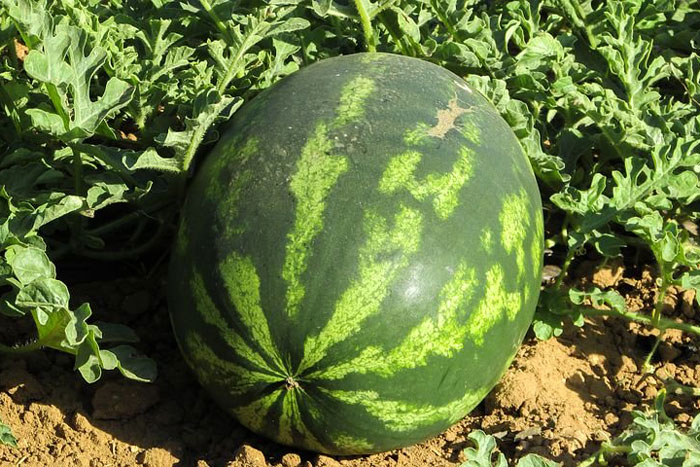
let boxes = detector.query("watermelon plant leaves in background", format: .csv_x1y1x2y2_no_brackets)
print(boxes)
461,391,700,466
460,430,560,466
579,390,700,466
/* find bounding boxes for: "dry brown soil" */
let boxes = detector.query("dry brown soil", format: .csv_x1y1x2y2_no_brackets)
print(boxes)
1,260,699,467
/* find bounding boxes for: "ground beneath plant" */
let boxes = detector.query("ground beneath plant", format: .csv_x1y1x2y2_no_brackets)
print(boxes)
0,259,699,467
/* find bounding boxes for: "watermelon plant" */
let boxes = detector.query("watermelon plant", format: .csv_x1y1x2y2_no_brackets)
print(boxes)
168,52,544,454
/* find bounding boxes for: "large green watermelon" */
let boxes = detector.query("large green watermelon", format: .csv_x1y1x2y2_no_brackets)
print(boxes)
168,52,543,455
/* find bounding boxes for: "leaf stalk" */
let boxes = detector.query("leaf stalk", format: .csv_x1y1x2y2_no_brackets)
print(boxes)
353,0,377,52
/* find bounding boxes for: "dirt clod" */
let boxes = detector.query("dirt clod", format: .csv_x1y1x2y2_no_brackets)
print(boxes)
592,260,624,288
281,453,303,467
137,447,180,467
681,289,696,318
71,412,93,433
232,445,267,467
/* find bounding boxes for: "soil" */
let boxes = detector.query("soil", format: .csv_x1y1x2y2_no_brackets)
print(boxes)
1,259,699,467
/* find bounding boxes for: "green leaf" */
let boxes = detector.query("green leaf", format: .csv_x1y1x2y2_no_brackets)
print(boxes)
23,37,71,85
0,418,17,448
121,148,181,173
268,17,311,35
680,271,700,305
16,277,69,319
461,430,507,467
532,311,564,340
311,0,333,17
589,232,626,257
516,454,561,467
515,32,565,72
25,108,66,136
61,303,95,348
570,287,627,314
74,334,102,383
95,322,140,344
100,345,157,382
23,24,134,141
155,89,241,171
30,194,84,230
5,245,55,285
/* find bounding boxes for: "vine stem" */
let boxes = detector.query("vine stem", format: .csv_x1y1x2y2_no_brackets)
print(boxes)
84,199,173,237
579,442,630,467
75,221,167,261
651,263,671,327
353,0,377,52
554,248,575,289
0,340,42,355
198,0,232,43
581,307,700,336
642,331,664,373
665,379,700,397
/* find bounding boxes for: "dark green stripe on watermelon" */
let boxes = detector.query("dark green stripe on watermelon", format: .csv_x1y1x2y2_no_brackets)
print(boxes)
168,52,543,455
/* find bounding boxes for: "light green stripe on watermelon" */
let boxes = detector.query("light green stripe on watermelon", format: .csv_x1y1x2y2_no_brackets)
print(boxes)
233,388,284,433
456,116,480,145
333,434,375,453
404,123,431,146
205,137,258,201
184,333,279,393
480,227,493,254
311,262,477,380
297,205,423,374
379,146,475,220
219,253,287,373
532,210,544,278
174,212,190,259
322,386,489,432
278,391,300,445
335,76,375,126
217,171,252,241
278,390,326,451
499,188,531,283
283,123,349,319
190,270,283,376
465,264,521,345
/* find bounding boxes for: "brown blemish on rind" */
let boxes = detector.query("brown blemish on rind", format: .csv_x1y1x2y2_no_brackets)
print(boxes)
427,98,468,139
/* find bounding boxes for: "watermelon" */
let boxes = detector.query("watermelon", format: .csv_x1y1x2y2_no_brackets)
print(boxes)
168,52,543,455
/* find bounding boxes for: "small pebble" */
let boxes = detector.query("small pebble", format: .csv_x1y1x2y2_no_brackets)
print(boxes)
281,453,302,467
676,413,691,424
604,413,619,426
